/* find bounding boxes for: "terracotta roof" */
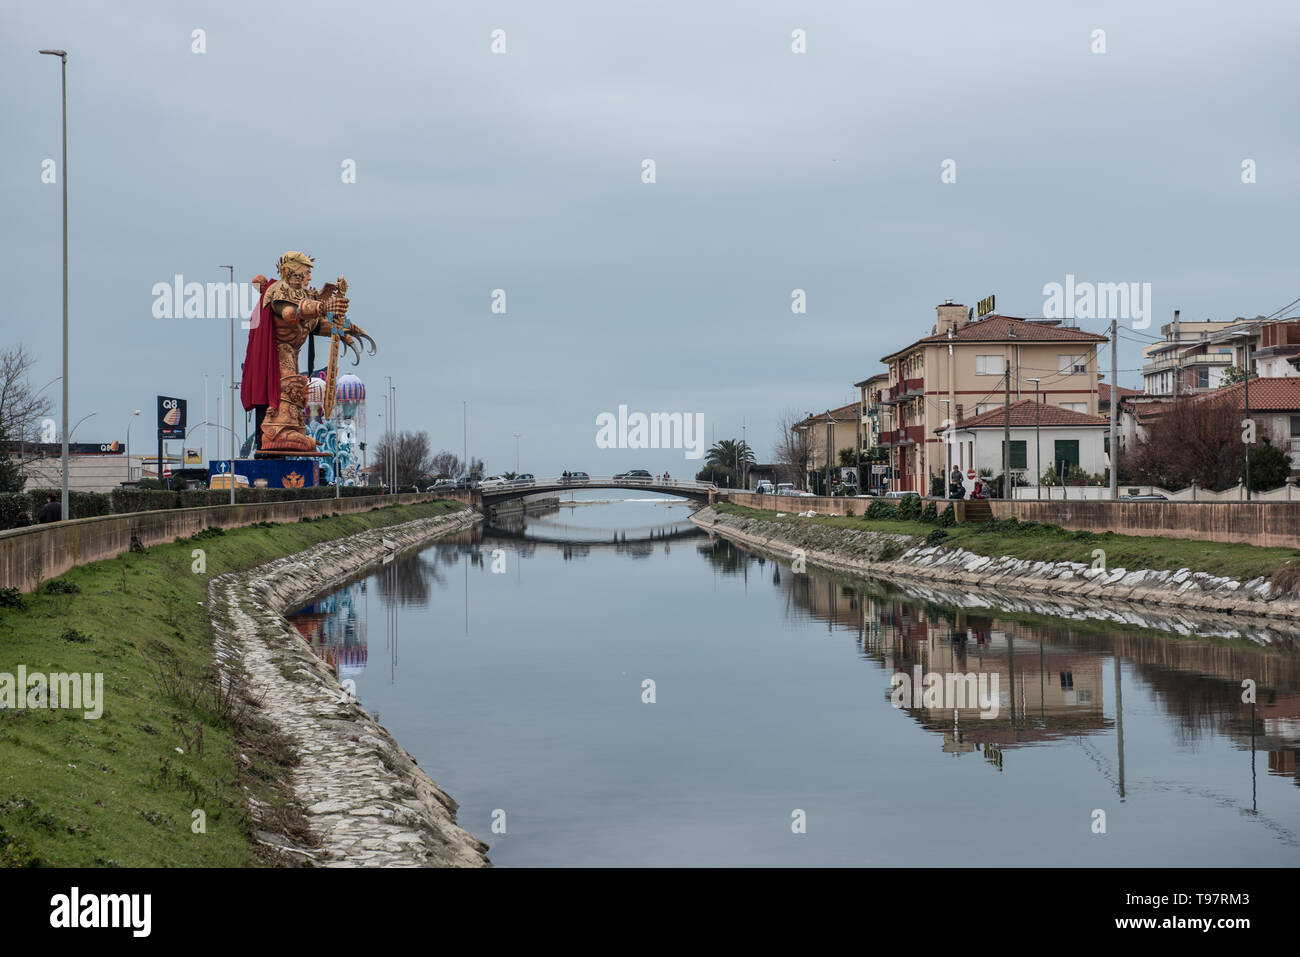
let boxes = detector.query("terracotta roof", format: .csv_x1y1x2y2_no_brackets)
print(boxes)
1099,383,1141,403
881,316,1107,362
794,402,859,427
1199,377,1300,412
938,399,1110,431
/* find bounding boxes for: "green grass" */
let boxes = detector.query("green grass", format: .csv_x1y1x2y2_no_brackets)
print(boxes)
0,500,463,867
712,502,1300,582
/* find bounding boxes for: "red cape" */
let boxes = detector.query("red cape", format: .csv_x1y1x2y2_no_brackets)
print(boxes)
241,277,279,411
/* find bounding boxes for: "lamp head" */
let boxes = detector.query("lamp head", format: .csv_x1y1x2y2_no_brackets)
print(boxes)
39,49,67,58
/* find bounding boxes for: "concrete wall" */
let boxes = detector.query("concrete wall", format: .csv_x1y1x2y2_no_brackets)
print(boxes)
990,498,1300,548
722,489,1300,548
0,491,474,592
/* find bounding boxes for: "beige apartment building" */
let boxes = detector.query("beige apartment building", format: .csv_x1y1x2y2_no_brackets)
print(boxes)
791,403,860,491
874,302,1107,493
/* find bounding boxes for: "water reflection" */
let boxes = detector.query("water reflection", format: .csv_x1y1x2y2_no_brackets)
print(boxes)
699,536,1300,794
284,507,1300,865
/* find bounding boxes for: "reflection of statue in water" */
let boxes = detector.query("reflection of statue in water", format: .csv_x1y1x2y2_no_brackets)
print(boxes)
241,251,376,453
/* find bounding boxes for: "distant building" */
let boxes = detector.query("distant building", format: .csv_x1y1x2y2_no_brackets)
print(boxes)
873,302,1106,493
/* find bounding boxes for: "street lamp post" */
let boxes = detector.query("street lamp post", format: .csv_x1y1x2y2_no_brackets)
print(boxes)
939,398,951,497
513,433,521,474
221,265,235,505
1026,378,1041,500
124,409,140,483
39,49,69,520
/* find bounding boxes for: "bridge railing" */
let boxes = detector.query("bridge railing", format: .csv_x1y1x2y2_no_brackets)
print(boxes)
480,476,714,493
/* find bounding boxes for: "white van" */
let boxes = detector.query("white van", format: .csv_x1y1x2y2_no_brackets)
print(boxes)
755,480,775,494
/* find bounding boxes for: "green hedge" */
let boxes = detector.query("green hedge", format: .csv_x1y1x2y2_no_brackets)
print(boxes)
1,485,395,530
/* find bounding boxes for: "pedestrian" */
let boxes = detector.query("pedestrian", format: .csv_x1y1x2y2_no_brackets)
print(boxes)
38,493,61,523
12,511,32,529
949,465,964,499
971,480,986,500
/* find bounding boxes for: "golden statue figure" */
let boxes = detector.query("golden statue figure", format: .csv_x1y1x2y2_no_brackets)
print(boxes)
243,251,376,454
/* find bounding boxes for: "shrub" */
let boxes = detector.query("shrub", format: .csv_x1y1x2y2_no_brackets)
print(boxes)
867,499,895,520
0,588,27,610
938,504,955,527
42,578,80,595
899,495,922,520
926,528,949,546
921,501,938,523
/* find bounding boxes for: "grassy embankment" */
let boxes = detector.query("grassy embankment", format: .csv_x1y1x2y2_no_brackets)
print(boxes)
711,502,1300,584
0,500,464,867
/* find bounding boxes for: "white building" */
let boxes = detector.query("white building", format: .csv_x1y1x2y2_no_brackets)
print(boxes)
938,399,1112,490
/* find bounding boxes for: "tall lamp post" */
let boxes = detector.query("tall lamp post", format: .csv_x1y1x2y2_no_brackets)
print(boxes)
39,49,69,520
1026,378,1041,500
220,265,235,504
939,398,952,497
124,409,140,483
513,433,521,474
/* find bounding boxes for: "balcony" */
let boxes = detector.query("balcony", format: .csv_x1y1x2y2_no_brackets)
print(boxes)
902,377,924,396
1141,353,1233,376
877,387,897,405
893,426,924,445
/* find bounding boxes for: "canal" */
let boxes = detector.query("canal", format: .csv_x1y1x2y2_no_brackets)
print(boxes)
287,495,1300,866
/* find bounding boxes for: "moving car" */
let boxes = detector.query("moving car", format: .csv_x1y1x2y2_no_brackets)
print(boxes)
479,475,506,489
429,479,457,492
508,473,536,485
562,471,590,483
613,469,652,481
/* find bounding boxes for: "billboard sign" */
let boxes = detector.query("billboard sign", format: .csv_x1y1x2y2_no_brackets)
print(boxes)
157,396,187,438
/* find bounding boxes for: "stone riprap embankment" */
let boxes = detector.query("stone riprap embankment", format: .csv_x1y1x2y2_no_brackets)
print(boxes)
693,507,1300,625
209,507,489,867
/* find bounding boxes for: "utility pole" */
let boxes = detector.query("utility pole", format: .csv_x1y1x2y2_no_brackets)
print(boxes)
1109,318,1118,500
39,50,70,520
1003,360,1011,498
1172,309,1180,399
1244,331,1252,501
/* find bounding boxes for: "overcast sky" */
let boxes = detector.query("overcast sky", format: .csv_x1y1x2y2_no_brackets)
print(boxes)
3,1,1298,473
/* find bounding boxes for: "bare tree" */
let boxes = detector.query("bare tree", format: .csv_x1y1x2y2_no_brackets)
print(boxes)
1123,396,1272,491
0,345,55,490
429,450,464,479
373,430,433,488
772,408,812,486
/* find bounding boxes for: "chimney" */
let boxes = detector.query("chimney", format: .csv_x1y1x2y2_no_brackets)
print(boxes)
936,300,968,336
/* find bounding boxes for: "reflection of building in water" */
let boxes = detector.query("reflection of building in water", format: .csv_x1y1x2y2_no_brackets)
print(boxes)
288,579,369,680
753,543,1300,775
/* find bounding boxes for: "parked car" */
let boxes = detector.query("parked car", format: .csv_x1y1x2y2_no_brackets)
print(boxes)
755,480,775,494
455,477,480,490
479,475,506,489
1120,493,1167,501
614,469,652,481
509,473,535,485
562,471,590,483
883,490,920,499
429,479,457,492
775,483,796,496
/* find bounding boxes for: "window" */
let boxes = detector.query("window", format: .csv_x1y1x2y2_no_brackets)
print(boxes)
1054,439,1080,475
1060,402,1087,412
1290,415,1300,438
975,355,1003,376
1058,354,1087,374
1000,440,1028,470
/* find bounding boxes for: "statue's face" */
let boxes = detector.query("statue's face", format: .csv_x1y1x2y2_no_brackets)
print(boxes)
286,266,311,290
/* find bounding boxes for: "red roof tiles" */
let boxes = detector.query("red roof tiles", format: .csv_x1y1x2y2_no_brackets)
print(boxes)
938,399,1110,431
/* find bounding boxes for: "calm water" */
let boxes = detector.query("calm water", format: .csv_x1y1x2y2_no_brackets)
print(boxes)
288,495,1300,866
